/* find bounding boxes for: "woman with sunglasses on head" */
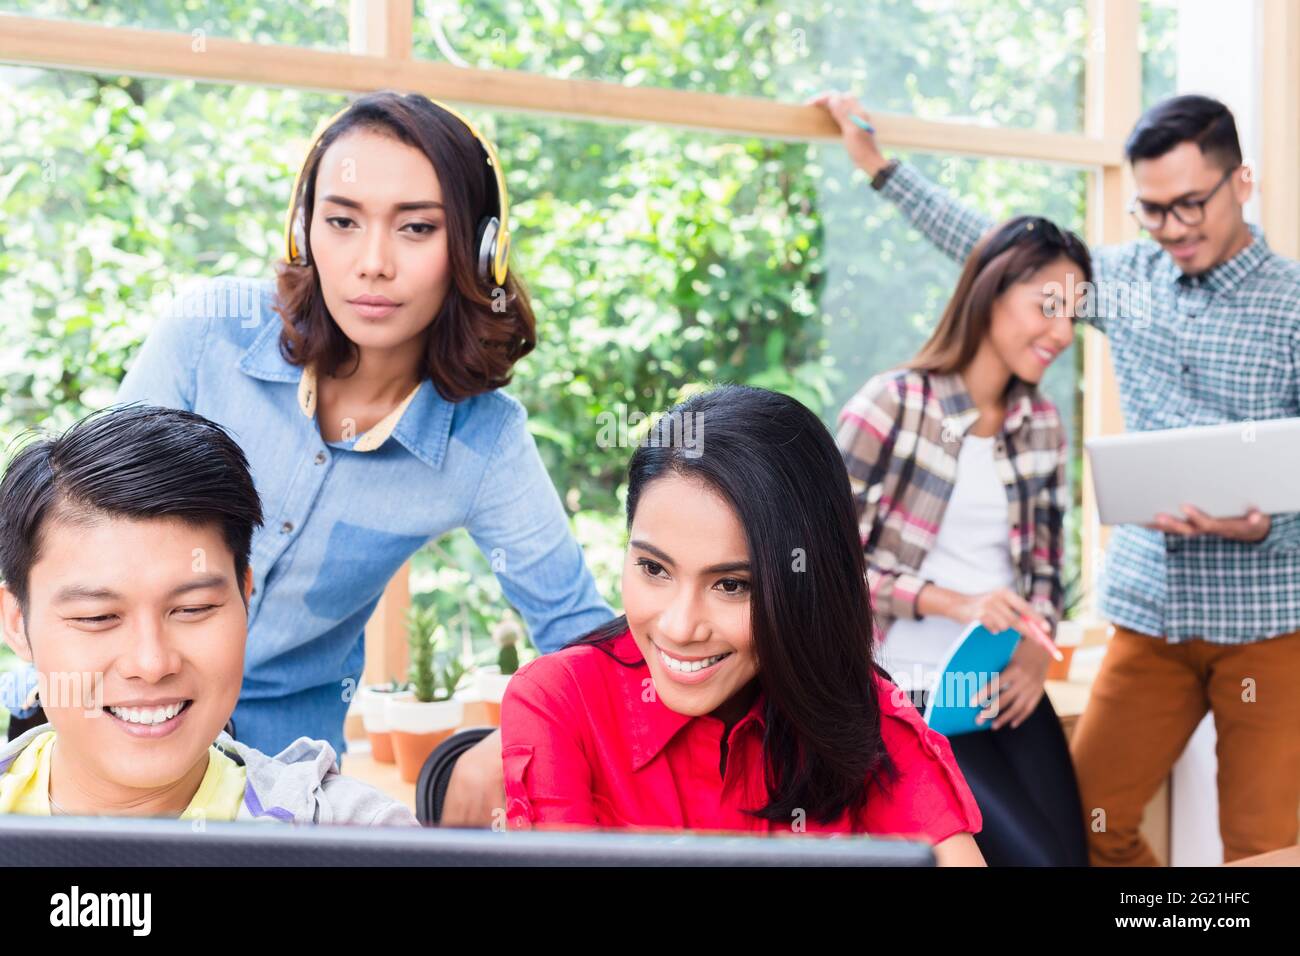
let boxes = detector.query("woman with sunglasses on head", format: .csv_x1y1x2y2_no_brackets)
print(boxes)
5,91,615,774
837,216,1092,866
500,385,986,866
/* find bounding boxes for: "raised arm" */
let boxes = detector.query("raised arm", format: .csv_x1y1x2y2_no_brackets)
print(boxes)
808,91,994,265
809,91,1127,334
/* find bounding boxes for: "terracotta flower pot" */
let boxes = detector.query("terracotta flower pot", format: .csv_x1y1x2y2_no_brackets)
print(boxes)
357,684,406,764
455,691,494,730
386,696,464,783
474,667,515,727
1046,621,1085,681
453,667,518,729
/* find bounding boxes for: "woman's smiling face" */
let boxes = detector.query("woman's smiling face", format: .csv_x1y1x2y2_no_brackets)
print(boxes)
622,472,759,719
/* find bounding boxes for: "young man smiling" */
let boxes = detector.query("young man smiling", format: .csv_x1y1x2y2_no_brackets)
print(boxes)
0,404,416,825
812,91,1300,865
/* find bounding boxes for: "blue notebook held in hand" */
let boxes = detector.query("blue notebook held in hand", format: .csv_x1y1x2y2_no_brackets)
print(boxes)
921,622,1021,737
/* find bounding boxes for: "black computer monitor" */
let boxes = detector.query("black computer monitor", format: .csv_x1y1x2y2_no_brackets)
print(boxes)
0,815,935,866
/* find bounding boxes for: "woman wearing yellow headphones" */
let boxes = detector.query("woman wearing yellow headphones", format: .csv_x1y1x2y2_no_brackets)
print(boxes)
103,90,614,768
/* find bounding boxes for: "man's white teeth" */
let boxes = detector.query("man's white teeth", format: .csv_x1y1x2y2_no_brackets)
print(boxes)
108,701,186,725
659,649,730,673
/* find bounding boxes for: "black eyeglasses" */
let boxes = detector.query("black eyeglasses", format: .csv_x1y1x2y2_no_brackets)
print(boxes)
1128,166,1239,230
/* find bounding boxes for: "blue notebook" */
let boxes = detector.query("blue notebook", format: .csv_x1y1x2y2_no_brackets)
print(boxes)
921,622,1021,737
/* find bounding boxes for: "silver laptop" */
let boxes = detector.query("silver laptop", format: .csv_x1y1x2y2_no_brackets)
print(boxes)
1085,417,1300,526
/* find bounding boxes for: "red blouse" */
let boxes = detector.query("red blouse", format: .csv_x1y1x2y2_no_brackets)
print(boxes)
500,629,982,843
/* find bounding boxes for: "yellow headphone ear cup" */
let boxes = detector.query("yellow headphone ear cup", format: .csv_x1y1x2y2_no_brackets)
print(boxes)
283,194,299,264
283,104,350,265
446,102,510,287
290,205,307,265
493,227,510,286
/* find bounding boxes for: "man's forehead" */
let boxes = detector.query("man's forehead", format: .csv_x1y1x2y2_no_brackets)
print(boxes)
40,509,217,546
32,514,234,590
1133,145,1226,194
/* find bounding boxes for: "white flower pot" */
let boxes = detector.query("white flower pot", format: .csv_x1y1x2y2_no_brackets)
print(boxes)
453,666,514,728
475,666,515,704
1055,620,1086,648
1047,621,1085,681
384,696,463,735
355,685,409,764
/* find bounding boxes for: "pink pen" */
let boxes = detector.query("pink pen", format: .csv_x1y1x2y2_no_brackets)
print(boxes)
1018,614,1064,662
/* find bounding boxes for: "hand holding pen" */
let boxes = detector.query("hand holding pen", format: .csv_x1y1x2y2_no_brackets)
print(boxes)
804,90,891,177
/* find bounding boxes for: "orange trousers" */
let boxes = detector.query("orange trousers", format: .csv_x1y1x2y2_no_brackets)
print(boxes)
1070,625,1300,866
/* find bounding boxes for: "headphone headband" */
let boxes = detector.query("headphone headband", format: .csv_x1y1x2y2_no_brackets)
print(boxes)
283,95,511,287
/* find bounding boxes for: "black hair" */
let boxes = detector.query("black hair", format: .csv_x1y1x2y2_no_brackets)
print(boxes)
0,404,264,615
1125,94,1243,170
573,385,897,825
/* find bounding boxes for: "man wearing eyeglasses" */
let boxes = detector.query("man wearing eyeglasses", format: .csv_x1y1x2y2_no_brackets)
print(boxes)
812,91,1300,867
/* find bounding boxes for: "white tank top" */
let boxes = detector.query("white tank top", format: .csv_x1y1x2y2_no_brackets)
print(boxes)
879,433,1016,691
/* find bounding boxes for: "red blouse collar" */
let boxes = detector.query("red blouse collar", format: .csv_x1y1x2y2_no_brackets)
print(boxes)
598,630,768,771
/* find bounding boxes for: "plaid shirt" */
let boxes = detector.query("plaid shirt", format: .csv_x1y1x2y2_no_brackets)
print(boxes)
877,162,1300,643
837,368,1068,638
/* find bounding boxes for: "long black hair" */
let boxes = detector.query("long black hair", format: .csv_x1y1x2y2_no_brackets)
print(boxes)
574,384,897,824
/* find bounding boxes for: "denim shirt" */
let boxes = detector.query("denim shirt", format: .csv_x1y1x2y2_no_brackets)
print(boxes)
95,276,613,755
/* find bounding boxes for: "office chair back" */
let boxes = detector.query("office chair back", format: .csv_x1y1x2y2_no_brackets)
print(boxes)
416,726,497,826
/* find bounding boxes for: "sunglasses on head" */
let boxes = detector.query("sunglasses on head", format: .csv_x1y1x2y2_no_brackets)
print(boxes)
975,217,1085,277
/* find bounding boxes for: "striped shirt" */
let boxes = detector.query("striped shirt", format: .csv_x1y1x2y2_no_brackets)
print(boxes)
838,368,1068,639
876,161,1300,643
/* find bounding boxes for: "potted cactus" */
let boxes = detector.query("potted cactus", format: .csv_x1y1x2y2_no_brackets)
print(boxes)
470,616,523,726
454,615,524,729
386,603,466,783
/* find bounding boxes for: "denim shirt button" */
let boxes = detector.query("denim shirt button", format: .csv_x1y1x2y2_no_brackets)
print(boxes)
314,451,327,465
281,521,294,534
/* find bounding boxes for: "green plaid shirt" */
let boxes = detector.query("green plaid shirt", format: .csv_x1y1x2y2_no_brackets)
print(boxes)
877,162,1300,644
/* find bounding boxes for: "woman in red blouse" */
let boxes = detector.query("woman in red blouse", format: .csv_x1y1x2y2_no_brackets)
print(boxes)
501,385,986,865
